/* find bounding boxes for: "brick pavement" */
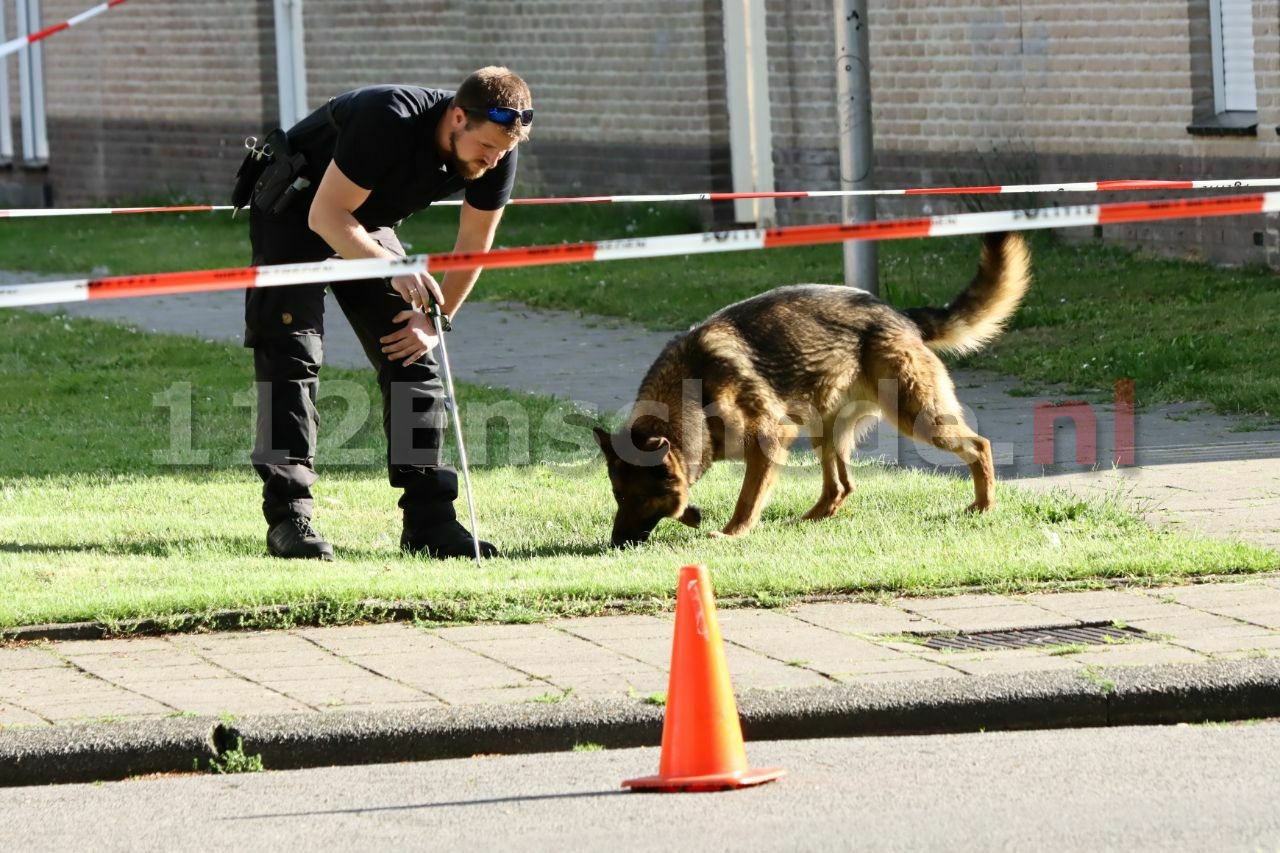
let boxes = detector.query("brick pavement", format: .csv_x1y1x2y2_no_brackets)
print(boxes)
4,578,1280,729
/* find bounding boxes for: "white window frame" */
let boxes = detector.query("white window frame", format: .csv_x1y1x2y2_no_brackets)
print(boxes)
1209,0,1257,113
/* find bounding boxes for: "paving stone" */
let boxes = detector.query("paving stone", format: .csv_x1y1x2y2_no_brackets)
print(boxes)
1210,649,1276,661
190,648,347,675
0,667,122,698
1174,632,1280,656
0,703,50,727
552,614,673,640
560,637,672,671
1020,590,1178,622
435,623,556,643
834,667,964,685
789,601,947,634
1124,611,1249,636
48,638,176,657
720,645,830,691
828,658,957,682
716,609,903,673
1070,644,1209,667
943,651,1085,676
1205,607,1280,630
29,696,174,722
178,633,324,656
131,683,313,716
341,650,532,694
266,678,433,709
60,644,207,668
0,646,64,671
549,672,670,701
1158,581,1278,610
441,633,655,679
228,663,388,685
301,631,453,659
317,701,447,715
91,664,239,684
295,623,425,643
441,685,573,706
897,602,1073,632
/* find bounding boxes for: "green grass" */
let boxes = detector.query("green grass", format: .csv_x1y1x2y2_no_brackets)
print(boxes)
0,312,1276,632
4,460,1274,631
1,201,1278,631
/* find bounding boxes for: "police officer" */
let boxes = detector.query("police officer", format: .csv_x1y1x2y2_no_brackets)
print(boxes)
245,66,532,561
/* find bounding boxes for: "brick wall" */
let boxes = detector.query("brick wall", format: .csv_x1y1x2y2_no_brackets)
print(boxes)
4,0,1278,265
766,0,1280,265
25,0,273,204
301,0,734,198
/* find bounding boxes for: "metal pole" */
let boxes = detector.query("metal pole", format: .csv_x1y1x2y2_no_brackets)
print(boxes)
722,0,776,226
0,1,11,165
834,0,878,295
428,302,483,569
273,0,308,128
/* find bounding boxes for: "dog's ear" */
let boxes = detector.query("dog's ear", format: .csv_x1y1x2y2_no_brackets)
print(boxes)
592,426,617,460
678,504,702,528
642,434,672,463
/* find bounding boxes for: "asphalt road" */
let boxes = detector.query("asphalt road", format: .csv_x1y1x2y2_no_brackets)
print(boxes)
5,722,1279,851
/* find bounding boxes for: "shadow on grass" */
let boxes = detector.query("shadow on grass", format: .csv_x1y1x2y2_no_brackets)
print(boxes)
0,537,263,557
1,537,617,561
512,542,616,559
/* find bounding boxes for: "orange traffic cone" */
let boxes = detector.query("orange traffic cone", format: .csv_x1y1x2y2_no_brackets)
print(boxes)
623,564,786,792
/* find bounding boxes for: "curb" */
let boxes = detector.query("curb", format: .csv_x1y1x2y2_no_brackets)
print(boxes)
3,658,1280,787
0,718,219,787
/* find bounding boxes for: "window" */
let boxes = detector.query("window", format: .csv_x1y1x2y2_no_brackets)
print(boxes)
1188,0,1258,135
1209,0,1257,113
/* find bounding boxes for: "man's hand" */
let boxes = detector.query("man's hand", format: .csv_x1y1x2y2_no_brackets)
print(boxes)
380,309,440,365
390,271,446,312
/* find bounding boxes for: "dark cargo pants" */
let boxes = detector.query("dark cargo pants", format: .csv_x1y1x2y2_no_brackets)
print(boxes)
245,220,458,530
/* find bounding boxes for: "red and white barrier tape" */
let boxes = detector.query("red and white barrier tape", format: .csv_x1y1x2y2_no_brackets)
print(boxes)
4,177,1280,219
0,0,129,59
0,205,234,219
3,191,1277,309
436,177,1280,206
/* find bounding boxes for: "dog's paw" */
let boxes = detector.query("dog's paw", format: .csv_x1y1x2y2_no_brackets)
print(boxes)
965,500,994,514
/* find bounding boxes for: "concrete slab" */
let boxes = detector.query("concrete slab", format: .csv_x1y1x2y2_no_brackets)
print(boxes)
788,601,948,635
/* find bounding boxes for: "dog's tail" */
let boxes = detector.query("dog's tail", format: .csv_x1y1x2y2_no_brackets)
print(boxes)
902,231,1031,356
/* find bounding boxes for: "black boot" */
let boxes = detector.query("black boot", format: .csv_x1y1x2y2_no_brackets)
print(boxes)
401,519,498,560
267,517,334,561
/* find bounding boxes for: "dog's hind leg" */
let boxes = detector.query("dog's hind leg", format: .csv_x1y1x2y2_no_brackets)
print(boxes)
873,351,996,512
802,416,852,521
716,437,785,537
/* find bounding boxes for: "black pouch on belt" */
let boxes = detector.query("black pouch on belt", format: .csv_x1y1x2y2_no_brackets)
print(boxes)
231,139,271,208
251,128,312,216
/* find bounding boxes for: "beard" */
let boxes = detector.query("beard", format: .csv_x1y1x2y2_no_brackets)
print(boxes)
448,128,489,181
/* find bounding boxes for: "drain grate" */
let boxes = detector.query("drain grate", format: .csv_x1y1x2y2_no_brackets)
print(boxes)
918,623,1149,651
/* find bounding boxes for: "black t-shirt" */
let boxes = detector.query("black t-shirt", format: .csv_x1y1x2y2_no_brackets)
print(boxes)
287,84,517,231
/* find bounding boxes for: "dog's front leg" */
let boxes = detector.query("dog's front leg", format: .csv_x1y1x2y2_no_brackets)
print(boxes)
712,439,783,538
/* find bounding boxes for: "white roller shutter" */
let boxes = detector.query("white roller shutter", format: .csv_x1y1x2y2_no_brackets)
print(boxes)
1211,0,1258,112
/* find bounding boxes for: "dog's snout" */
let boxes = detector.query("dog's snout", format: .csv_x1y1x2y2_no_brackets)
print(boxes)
611,529,650,549
610,516,659,549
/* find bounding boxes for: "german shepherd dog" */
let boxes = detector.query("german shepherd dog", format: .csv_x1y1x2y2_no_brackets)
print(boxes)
592,232,1031,547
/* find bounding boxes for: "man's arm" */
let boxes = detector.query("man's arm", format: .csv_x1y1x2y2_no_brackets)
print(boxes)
307,160,444,309
439,201,506,317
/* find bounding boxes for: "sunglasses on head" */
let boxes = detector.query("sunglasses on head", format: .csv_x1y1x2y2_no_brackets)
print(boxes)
465,105,533,127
